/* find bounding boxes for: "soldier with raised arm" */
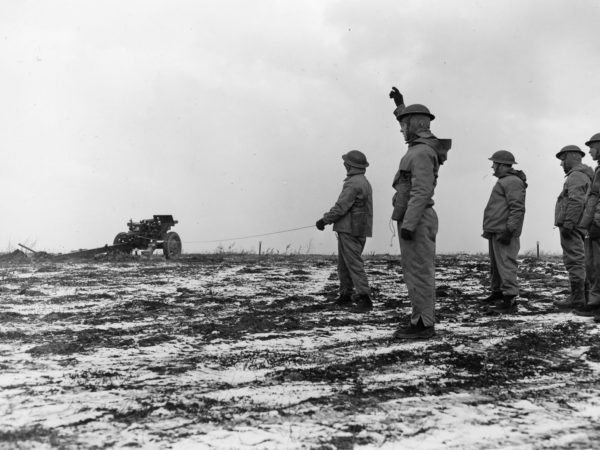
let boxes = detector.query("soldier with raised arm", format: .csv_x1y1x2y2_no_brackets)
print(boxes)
388,87,451,339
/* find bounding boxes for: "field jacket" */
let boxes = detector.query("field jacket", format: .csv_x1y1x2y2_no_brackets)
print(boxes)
322,168,373,237
581,164,600,229
554,163,593,230
483,169,527,236
391,131,440,231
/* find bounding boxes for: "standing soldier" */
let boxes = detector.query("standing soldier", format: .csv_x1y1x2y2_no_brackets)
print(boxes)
481,150,527,313
316,150,374,312
579,133,600,316
553,145,593,309
388,87,451,339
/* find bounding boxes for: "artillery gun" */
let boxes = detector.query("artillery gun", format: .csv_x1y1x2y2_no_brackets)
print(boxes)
113,215,182,259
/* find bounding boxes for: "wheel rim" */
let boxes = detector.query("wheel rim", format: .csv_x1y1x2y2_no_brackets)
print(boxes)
164,234,181,258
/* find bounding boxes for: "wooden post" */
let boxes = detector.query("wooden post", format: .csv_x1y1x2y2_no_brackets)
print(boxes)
536,241,540,259
259,241,262,256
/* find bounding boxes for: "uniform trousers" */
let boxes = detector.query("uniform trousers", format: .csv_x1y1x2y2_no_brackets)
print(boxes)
559,229,586,286
489,235,520,296
398,208,438,327
585,237,600,305
337,232,370,296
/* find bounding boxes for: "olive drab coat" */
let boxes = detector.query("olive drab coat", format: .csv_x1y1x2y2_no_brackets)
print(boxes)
392,130,440,231
483,169,527,236
323,167,373,237
581,165,600,230
555,163,594,230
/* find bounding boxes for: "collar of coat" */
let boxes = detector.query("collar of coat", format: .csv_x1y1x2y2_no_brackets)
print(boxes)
498,168,528,188
408,130,452,165
565,163,594,181
345,167,366,178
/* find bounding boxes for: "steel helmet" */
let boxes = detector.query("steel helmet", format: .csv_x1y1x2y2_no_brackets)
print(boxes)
555,145,584,159
489,150,517,165
342,150,369,168
396,104,435,121
585,133,600,146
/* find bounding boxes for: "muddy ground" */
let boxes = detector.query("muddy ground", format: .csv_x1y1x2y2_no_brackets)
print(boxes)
0,253,599,449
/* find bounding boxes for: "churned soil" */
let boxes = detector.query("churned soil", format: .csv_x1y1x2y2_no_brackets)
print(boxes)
0,253,598,449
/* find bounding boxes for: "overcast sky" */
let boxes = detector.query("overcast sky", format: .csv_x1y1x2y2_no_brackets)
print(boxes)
1,0,599,255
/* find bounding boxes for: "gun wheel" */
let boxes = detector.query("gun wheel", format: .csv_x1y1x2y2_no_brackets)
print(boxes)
113,232,132,254
163,232,182,259
113,232,128,245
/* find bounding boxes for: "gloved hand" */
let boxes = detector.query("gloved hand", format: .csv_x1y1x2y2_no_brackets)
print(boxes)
590,224,600,240
497,229,513,245
316,219,326,231
389,87,404,107
400,228,414,240
560,227,573,239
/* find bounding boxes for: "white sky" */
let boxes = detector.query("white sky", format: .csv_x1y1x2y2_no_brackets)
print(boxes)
1,0,599,255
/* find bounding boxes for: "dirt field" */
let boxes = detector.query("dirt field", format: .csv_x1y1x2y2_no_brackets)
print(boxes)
0,252,599,449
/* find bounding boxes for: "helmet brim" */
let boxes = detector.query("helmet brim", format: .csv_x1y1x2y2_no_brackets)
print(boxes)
556,150,585,158
342,154,369,168
488,157,517,165
396,112,436,121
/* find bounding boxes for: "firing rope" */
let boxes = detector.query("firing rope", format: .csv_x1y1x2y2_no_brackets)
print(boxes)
388,218,397,247
184,225,316,244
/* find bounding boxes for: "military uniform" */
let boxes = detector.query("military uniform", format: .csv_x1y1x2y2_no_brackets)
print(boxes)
319,153,373,305
392,130,441,327
482,166,527,299
555,162,593,307
581,164,600,308
386,92,451,338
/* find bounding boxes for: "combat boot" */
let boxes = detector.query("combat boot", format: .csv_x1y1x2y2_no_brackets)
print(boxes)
334,293,353,307
493,294,518,313
351,294,373,313
575,304,600,316
554,281,586,309
574,294,600,316
392,317,435,339
480,291,503,304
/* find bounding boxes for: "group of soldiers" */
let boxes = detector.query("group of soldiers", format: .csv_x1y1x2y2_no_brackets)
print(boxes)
316,87,600,340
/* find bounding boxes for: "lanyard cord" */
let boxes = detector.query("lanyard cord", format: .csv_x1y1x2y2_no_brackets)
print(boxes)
184,225,315,243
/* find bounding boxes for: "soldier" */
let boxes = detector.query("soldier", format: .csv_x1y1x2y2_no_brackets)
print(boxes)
553,145,593,309
316,150,374,312
388,87,451,339
579,133,600,316
481,150,527,313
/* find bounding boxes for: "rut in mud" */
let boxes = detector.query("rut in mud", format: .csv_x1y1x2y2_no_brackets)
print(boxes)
0,254,599,449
